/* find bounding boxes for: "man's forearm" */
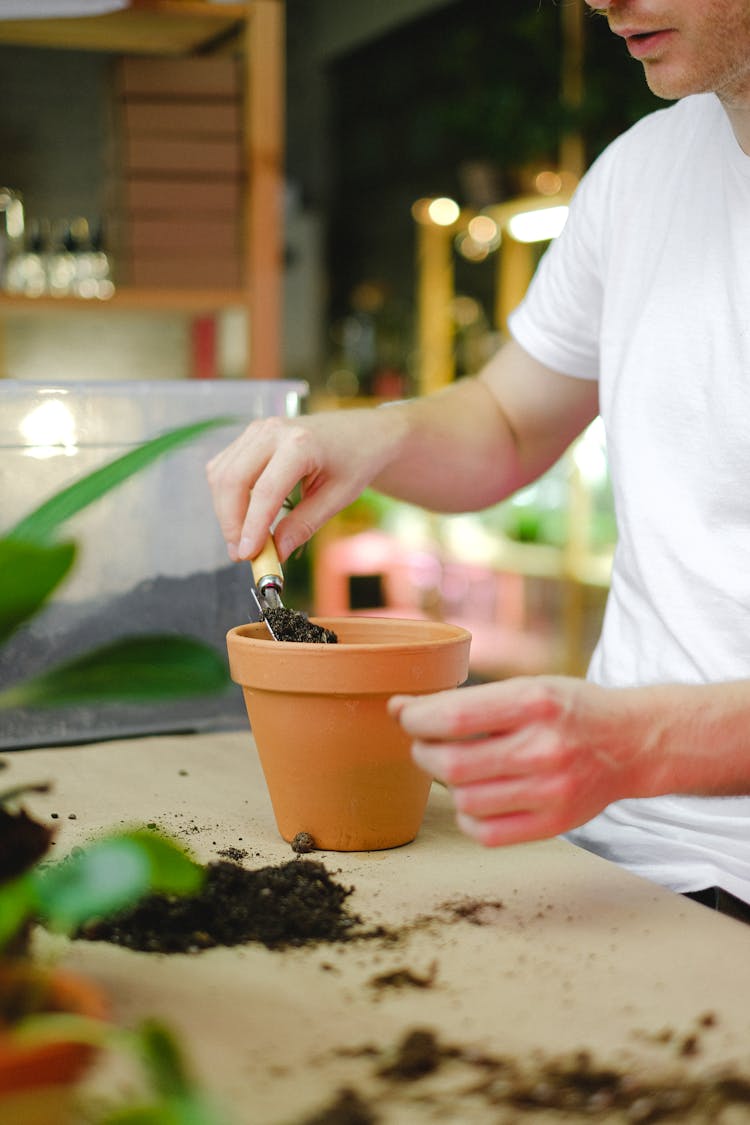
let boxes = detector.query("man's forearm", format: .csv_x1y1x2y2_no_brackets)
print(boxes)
370,376,525,512
627,679,750,798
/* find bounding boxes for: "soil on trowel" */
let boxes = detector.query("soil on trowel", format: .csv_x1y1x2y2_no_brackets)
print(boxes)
75,858,361,952
265,606,338,644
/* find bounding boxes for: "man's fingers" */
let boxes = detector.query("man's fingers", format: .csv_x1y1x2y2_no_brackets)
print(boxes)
391,678,566,741
410,725,567,785
206,445,260,560
456,808,566,847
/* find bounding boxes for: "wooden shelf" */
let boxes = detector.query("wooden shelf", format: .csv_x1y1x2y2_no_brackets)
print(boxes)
0,288,248,313
0,2,248,56
0,0,284,378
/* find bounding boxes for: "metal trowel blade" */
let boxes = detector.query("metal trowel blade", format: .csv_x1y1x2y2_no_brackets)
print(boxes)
250,585,280,640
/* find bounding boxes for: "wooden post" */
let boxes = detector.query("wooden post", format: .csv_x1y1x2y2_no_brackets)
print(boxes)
244,0,284,379
416,221,454,395
560,0,585,179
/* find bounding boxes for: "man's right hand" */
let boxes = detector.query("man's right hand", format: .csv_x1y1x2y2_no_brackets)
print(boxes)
205,408,406,563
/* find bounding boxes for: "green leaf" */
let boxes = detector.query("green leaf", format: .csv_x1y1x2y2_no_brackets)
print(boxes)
8,417,237,546
118,831,206,896
0,873,40,949
0,537,77,643
136,1021,194,1099
100,1098,226,1125
113,1023,230,1125
0,636,230,710
34,831,203,933
99,1110,178,1125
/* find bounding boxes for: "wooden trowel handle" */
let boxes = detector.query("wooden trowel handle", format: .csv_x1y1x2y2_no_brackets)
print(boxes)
251,533,284,589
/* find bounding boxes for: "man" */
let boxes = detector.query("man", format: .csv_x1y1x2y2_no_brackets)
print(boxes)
207,1,750,918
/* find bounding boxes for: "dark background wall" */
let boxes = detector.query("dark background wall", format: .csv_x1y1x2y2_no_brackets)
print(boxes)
315,1,662,335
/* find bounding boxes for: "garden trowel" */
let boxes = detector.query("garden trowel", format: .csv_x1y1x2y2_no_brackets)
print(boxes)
250,533,284,640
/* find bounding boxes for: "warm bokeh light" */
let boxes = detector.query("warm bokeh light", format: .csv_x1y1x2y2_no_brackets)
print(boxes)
467,214,500,247
535,170,563,196
427,196,460,226
410,197,433,224
507,205,569,243
455,232,489,262
452,295,482,327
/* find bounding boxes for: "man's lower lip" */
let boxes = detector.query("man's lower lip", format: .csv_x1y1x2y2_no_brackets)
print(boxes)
625,29,672,58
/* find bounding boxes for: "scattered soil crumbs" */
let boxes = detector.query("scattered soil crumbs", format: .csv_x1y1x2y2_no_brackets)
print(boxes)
216,846,248,862
75,859,363,952
368,962,437,994
292,832,317,854
302,1024,750,1123
377,896,505,944
298,1087,376,1125
265,607,338,644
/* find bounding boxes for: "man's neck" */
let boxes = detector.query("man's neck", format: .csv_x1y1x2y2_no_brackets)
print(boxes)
719,98,750,155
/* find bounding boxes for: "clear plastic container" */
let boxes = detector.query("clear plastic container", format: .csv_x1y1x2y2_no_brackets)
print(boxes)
0,379,307,748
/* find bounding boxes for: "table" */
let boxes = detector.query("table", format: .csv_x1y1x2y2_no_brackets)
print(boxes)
4,731,750,1123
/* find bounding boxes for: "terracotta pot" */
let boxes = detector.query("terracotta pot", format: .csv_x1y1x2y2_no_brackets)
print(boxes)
0,960,108,1125
227,616,472,851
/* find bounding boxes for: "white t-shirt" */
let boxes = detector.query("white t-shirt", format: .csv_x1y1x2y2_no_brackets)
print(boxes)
509,93,750,904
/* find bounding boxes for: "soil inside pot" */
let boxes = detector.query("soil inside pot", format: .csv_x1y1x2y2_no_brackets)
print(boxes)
264,607,338,644
75,858,363,952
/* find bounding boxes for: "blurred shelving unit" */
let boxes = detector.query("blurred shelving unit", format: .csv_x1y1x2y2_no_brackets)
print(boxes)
0,0,284,379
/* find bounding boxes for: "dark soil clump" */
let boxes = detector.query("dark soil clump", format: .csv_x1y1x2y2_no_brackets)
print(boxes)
369,963,437,994
378,1029,442,1081
265,607,338,644
291,831,317,854
299,1087,378,1125
75,858,361,952
0,800,54,881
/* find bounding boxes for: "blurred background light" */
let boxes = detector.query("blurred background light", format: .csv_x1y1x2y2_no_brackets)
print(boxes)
467,214,500,247
534,170,564,196
507,204,569,243
455,232,489,262
427,196,460,226
20,399,78,459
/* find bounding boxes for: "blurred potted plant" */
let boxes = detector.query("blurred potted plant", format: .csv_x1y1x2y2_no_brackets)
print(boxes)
0,417,234,1123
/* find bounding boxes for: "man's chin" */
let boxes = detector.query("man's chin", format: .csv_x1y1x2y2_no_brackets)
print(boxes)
641,63,701,101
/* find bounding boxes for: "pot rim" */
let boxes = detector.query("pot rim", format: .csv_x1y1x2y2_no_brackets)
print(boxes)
227,616,472,652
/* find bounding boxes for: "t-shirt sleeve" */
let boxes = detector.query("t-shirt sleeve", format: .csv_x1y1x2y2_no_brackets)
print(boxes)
508,159,608,382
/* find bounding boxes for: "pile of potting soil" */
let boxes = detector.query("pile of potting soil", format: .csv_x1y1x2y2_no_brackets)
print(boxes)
75,858,361,953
